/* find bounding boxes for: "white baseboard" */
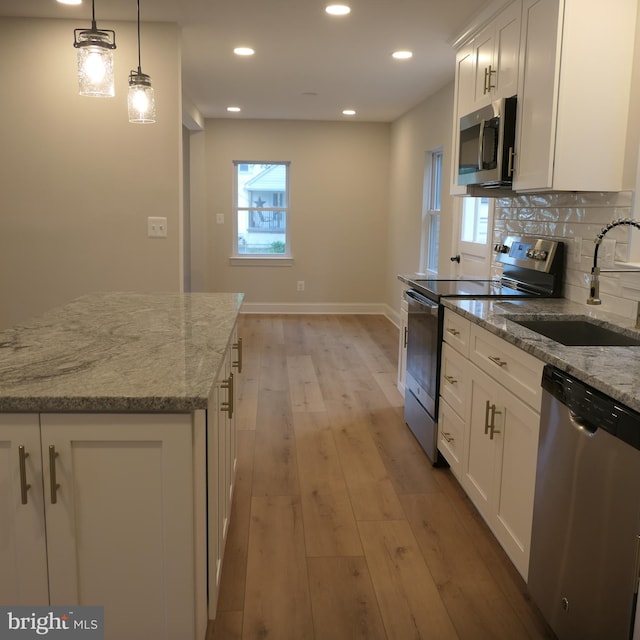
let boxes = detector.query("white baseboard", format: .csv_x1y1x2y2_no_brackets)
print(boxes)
241,301,400,326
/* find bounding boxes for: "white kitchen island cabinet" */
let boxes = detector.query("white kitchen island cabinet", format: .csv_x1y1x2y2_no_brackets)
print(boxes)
0,292,243,640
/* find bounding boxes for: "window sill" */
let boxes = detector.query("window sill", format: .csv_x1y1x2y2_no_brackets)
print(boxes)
229,256,294,267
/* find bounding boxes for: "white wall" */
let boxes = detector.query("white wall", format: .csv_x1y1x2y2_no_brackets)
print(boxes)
385,82,457,316
203,119,390,310
0,18,182,329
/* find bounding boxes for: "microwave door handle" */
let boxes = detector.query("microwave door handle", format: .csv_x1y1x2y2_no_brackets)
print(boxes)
477,119,485,170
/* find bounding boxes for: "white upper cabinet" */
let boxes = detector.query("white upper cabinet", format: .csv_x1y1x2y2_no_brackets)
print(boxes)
514,0,636,191
452,0,637,194
451,1,521,194
457,0,521,116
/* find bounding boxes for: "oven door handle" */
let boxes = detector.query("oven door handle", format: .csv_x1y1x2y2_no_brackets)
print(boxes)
404,290,440,315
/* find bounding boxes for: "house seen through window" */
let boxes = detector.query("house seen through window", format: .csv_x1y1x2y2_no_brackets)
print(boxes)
233,161,289,256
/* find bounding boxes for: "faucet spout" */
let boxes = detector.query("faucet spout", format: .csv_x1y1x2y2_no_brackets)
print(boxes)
587,218,640,305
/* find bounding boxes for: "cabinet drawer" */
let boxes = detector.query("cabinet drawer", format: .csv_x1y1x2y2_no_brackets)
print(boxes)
469,324,543,410
440,343,469,420
443,309,470,356
438,399,464,479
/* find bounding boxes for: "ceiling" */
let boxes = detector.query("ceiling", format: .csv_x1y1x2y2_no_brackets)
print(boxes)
0,0,491,122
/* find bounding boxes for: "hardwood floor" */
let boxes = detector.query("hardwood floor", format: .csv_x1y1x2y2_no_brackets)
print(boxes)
207,314,554,640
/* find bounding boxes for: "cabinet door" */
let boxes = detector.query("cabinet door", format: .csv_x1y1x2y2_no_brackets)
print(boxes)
41,413,195,640
471,24,495,110
513,0,561,190
464,369,501,519
492,0,521,100
0,415,49,605
464,364,540,580
493,390,539,579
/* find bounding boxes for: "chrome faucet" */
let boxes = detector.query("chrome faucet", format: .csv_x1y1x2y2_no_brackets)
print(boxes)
587,218,640,305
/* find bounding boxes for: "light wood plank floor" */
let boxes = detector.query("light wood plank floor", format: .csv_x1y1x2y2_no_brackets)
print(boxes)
207,314,554,640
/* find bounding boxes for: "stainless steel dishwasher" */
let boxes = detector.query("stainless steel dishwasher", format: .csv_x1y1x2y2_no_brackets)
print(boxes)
529,365,640,639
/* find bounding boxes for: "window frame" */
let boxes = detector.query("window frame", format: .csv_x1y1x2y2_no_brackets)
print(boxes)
231,160,292,263
420,148,443,274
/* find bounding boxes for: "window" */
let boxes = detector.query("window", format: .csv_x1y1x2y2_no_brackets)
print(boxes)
421,149,443,273
461,196,489,244
233,161,290,256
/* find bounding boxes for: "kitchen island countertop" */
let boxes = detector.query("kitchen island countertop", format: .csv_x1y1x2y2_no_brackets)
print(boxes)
0,292,244,413
443,297,640,413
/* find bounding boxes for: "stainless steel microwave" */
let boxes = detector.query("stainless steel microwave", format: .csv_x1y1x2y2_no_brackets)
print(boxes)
457,96,517,187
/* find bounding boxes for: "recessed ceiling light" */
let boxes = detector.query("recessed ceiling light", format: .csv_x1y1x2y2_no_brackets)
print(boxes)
342,109,356,116
325,4,351,16
392,50,413,60
57,0,82,4
227,106,241,113
233,47,255,56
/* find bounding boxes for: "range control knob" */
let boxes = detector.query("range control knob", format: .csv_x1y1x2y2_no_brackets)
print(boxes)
526,249,549,260
494,243,509,254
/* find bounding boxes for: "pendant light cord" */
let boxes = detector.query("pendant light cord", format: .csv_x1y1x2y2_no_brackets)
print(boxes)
91,0,97,30
136,0,142,74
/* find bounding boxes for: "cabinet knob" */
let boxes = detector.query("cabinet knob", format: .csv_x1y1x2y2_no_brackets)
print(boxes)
450,255,461,263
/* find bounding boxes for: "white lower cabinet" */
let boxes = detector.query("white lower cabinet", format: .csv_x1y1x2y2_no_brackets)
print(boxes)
439,309,542,580
208,332,238,619
0,414,49,605
0,412,200,639
464,363,540,579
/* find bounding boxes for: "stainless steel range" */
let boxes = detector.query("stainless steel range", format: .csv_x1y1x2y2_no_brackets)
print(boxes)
403,236,564,464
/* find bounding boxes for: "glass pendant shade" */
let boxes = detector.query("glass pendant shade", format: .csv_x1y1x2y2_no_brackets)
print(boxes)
76,34,115,97
128,71,156,123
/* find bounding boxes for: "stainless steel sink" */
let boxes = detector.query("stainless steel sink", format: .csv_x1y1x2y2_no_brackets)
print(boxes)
508,317,640,346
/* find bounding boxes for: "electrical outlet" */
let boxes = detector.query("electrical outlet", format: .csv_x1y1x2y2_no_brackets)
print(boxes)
147,216,167,238
216,213,224,224
600,238,615,268
297,280,305,292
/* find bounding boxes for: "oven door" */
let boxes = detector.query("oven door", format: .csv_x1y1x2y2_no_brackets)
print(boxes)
403,289,442,462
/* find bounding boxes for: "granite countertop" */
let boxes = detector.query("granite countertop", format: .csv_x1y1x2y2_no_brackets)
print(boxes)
0,292,244,413
443,297,640,413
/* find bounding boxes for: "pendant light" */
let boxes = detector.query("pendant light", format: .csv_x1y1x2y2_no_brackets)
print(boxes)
73,0,116,97
128,0,156,123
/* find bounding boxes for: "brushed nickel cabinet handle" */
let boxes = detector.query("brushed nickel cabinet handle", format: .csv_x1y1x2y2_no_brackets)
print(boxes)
484,65,496,93
447,327,461,337
484,400,492,435
49,445,59,504
488,404,502,440
403,326,408,348
233,337,243,373
221,372,234,420
444,375,458,385
441,431,454,443
18,445,30,505
488,355,507,368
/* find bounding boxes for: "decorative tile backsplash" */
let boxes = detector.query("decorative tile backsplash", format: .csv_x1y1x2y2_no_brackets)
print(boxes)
492,191,640,319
